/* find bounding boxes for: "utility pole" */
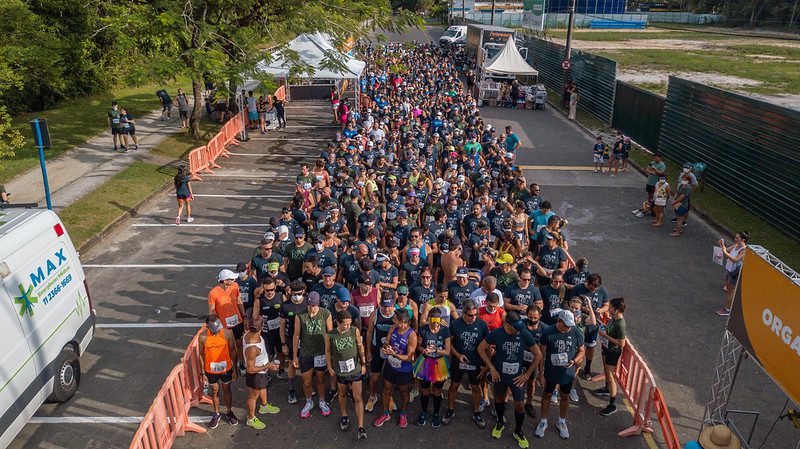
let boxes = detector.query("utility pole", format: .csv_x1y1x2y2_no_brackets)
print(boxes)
790,0,799,27
462,0,466,24
562,0,577,108
491,0,496,25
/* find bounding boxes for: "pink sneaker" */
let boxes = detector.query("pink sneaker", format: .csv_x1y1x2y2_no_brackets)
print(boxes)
399,413,408,428
373,413,391,427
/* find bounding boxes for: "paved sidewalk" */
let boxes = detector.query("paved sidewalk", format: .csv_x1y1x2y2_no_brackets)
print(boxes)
4,106,185,210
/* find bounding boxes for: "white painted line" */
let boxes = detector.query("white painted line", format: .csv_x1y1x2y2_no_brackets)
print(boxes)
132,223,270,227
227,152,317,158
202,174,295,179
84,264,231,268
96,323,201,329
254,137,330,142
191,194,292,198
287,125,339,129
28,416,211,424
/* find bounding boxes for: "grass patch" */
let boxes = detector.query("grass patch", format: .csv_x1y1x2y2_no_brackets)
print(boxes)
546,29,730,42
59,161,176,249
3,79,190,184
630,82,668,95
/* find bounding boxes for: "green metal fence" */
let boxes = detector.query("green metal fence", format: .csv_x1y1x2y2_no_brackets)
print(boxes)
519,36,617,124
658,77,800,239
612,81,665,151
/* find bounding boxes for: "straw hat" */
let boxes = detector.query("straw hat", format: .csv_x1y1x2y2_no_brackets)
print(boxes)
699,425,741,449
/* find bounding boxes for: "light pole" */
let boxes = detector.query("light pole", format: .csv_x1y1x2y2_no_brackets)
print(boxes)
562,0,577,107
491,0,496,25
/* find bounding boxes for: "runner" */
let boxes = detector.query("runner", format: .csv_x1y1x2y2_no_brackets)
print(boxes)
280,280,307,403
243,315,281,429
478,311,542,448
253,277,284,376
198,314,238,428
208,269,246,374
292,291,334,418
446,299,489,427
325,311,368,439
536,310,585,440
412,308,451,428
522,305,549,418
373,309,417,429
365,293,397,412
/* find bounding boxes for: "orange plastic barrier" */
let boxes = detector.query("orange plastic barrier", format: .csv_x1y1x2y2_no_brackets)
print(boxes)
615,341,656,437
274,85,286,102
188,112,244,181
652,387,682,449
129,326,210,449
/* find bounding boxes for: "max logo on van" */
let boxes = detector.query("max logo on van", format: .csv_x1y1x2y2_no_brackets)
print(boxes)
14,248,71,317
15,284,38,317
30,249,67,287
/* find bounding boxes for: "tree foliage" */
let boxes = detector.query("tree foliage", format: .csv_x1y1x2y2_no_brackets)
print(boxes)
686,0,799,26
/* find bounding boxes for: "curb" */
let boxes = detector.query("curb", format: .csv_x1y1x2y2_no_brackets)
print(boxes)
546,99,735,239
77,178,174,256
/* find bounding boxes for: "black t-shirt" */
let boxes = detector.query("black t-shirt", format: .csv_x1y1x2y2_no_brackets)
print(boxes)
401,260,423,287
311,282,345,310
541,325,585,383
410,283,436,305
447,280,477,310
485,327,536,383
569,284,609,312
539,284,565,324
450,317,489,367
418,325,451,358
235,276,258,316
281,299,306,342
505,282,542,308
258,292,285,333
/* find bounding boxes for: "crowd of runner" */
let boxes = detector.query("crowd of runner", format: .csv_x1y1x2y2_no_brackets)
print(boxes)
201,42,628,448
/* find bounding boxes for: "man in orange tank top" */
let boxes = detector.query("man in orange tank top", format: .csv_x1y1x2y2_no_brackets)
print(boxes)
199,314,238,428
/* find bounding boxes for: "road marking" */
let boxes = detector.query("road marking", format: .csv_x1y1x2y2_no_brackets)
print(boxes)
252,137,330,142
131,223,269,227
518,165,598,171
201,173,295,179
28,416,211,424
286,125,340,129
227,153,317,158
84,264,232,268
96,323,201,329
191,194,292,198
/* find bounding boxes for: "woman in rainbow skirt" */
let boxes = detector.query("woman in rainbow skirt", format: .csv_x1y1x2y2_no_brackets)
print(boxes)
412,307,451,428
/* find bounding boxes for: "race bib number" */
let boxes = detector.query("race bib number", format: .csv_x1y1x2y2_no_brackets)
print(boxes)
523,350,534,363
338,358,356,373
359,305,374,318
502,362,520,376
112,118,120,124
550,352,569,367
209,361,228,372
459,362,476,371
314,354,327,368
225,314,240,328
239,292,247,302
267,318,280,331
388,355,402,369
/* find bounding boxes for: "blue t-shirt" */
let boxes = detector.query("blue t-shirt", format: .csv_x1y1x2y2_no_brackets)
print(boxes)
450,317,489,367
505,133,520,153
485,327,536,383
529,210,554,232
541,325,585,383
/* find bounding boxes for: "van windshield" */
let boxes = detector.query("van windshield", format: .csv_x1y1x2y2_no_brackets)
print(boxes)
443,29,459,37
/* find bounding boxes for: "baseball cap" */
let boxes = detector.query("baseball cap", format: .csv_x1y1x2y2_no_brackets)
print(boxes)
321,266,336,277
235,262,248,272
496,253,514,265
307,291,321,306
544,233,555,240
558,309,576,327
456,266,469,277
380,296,395,307
218,269,237,282
263,231,276,241
335,287,351,302
294,226,305,236
397,285,409,295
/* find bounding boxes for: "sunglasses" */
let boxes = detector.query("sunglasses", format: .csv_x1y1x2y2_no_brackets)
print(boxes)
464,312,478,318
264,288,276,292
521,278,532,281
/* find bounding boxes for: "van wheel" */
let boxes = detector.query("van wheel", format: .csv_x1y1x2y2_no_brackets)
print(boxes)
47,347,80,403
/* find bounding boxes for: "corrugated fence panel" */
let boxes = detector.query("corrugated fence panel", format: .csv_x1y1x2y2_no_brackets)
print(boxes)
520,36,616,124
658,76,800,239
612,81,665,150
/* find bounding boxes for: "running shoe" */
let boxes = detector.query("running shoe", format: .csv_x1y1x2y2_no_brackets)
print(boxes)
491,423,504,439
186,217,194,223
600,404,618,416
259,403,280,414
524,403,537,419
593,387,610,397
635,211,644,218
365,395,379,412
431,413,442,428
479,398,491,412
276,369,288,379
534,420,548,438
226,411,238,425
715,308,731,317
373,413,391,427
409,387,419,403
415,411,428,426
208,412,220,429
557,419,570,439
357,427,367,439
246,416,266,430
570,388,579,403
399,412,409,428
319,400,331,416
325,388,338,403
514,431,530,448
551,393,559,404
631,209,640,215
473,413,486,428
288,389,298,404
340,416,350,431
580,370,594,381
300,400,313,418
442,409,455,425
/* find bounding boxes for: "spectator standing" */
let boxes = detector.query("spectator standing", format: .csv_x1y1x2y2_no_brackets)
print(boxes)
156,89,172,120
716,232,748,317
670,173,693,237
107,101,126,152
246,91,258,129
633,153,665,218
274,96,286,130
568,87,578,121
652,175,670,228
176,88,191,128
174,166,194,225
119,108,138,150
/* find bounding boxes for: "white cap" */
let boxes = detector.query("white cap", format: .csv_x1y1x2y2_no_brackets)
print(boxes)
277,225,289,236
558,309,576,327
218,269,237,282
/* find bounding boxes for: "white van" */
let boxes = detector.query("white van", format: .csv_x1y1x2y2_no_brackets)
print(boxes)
440,25,467,47
0,208,94,448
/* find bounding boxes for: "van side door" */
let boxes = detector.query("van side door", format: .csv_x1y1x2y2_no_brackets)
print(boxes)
0,279,36,439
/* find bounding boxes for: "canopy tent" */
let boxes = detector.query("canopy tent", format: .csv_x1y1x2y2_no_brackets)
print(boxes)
255,32,366,80
483,38,538,76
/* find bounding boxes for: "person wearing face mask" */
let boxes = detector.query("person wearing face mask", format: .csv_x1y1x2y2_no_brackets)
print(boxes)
280,281,307,404
199,314,238,429
243,314,281,430
235,262,258,322
652,174,671,228
305,236,336,268
479,311,542,448
670,172,693,237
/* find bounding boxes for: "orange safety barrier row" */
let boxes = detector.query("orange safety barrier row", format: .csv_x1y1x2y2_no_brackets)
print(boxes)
188,112,243,181
652,387,682,449
129,326,209,449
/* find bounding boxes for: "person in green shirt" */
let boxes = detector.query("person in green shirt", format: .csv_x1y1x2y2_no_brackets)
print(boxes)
325,310,367,438
292,292,333,418
633,153,666,218
283,228,312,279
593,297,627,416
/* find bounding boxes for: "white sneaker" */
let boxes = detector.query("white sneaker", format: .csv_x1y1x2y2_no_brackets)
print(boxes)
479,398,491,412
300,400,313,418
186,217,194,223
535,420,548,438
557,419,570,439
569,389,579,403
635,211,645,218
631,209,640,215
551,393,559,404
409,387,419,403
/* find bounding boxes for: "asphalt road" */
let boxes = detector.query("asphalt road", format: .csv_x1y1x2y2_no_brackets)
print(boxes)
11,24,792,449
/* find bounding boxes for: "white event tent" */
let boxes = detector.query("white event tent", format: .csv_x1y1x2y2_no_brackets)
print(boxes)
483,38,538,76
